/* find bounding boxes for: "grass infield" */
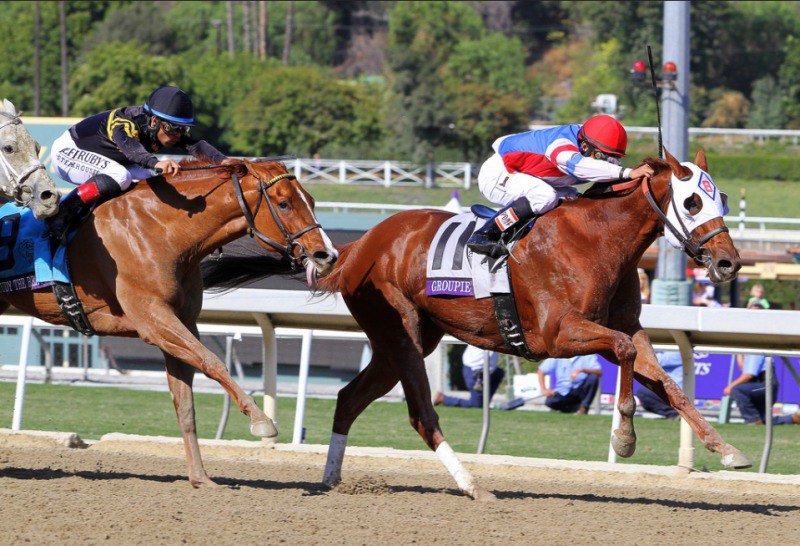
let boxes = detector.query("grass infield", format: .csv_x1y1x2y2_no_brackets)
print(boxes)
1,382,798,475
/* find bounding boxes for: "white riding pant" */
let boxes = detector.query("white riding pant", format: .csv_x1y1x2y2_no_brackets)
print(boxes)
50,130,151,190
477,153,577,214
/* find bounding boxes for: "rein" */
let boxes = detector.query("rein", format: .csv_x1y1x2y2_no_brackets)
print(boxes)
0,111,46,207
599,173,729,265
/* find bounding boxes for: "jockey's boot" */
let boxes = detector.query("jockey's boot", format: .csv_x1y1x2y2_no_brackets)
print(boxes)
45,174,119,244
467,197,534,258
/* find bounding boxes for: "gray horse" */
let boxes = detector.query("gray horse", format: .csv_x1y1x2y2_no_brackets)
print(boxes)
0,99,60,218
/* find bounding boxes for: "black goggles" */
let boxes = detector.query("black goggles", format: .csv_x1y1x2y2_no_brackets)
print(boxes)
582,146,621,165
159,119,191,136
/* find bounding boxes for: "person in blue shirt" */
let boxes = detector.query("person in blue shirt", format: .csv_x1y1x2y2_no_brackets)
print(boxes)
724,302,799,425
636,352,682,419
725,352,799,425
537,354,602,414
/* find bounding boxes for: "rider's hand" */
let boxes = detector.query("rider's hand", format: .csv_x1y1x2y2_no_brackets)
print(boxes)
544,388,555,398
155,160,180,176
629,165,654,180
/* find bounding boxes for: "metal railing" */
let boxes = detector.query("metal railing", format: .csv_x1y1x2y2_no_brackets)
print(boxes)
291,158,472,189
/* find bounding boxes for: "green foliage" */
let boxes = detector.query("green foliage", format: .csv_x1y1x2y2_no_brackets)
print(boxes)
82,2,179,56
556,39,625,123
386,1,484,160
180,52,268,151
443,83,528,163
747,77,786,129
70,41,182,116
445,34,528,96
706,154,800,182
0,1,116,115
702,90,751,128
229,66,383,156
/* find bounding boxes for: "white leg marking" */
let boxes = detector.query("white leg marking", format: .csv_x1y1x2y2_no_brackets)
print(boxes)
323,432,348,486
435,441,476,497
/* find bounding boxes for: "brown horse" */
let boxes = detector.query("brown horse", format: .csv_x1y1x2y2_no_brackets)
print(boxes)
202,149,751,499
1,158,337,487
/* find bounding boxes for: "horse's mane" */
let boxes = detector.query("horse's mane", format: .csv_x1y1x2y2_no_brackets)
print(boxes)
178,157,226,168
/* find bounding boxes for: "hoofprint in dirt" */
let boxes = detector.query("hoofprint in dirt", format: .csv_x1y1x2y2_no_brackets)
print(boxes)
1,442,799,545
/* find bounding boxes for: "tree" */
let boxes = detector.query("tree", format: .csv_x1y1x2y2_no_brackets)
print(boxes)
386,2,484,161
445,34,528,96
82,2,179,56
555,39,625,124
70,41,181,116
229,66,382,156
747,77,785,129
443,83,528,163
702,90,750,128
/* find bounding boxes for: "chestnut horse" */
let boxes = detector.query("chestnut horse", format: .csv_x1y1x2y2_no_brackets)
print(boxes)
202,149,751,499
0,99,60,218
1,158,337,487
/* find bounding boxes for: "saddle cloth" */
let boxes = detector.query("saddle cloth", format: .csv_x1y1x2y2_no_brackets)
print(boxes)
426,211,510,299
0,203,72,295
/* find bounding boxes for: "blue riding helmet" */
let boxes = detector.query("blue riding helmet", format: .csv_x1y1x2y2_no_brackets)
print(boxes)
144,86,195,126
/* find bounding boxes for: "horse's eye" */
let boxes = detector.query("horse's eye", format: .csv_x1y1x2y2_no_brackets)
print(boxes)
2,145,13,154
278,201,290,211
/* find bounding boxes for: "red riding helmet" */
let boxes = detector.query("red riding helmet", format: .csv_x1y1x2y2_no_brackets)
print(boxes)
578,115,628,157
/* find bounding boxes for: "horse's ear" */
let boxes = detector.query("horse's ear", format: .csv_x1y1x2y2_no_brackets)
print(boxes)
663,148,693,180
222,158,247,178
694,148,708,172
2,99,15,115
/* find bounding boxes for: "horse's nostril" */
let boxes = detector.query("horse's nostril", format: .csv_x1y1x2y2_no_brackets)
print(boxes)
40,190,56,202
313,251,330,262
717,259,733,271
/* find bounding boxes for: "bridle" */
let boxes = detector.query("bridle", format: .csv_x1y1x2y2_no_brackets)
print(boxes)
0,111,46,207
228,161,322,269
602,171,729,266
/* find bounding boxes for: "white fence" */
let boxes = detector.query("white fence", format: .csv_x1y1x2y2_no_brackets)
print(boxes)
290,158,472,189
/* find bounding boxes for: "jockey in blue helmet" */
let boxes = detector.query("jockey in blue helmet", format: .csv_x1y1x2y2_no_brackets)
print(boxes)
47,86,227,241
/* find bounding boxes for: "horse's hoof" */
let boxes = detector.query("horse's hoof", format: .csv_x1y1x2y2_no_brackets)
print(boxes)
721,450,752,469
250,419,278,438
190,476,219,488
611,429,637,458
470,485,496,502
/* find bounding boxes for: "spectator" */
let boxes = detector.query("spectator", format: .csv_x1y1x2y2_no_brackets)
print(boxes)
635,352,681,419
694,284,721,307
724,302,799,425
538,354,602,414
433,345,504,408
638,268,650,304
747,283,770,309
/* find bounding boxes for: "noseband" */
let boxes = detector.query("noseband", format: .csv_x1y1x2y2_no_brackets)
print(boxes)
603,173,729,266
0,111,46,207
229,167,322,269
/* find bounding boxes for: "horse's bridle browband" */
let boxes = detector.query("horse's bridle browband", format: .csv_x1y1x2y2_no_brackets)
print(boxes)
0,111,46,207
604,173,729,265
229,167,322,268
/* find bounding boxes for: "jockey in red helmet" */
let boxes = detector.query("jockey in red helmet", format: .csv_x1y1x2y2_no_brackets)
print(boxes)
467,115,654,258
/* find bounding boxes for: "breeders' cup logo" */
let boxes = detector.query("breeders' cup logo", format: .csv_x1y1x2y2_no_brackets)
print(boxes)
697,172,717,200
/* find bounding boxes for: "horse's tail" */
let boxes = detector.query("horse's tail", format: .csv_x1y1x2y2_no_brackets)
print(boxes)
315,242,356,295
201,252,300,293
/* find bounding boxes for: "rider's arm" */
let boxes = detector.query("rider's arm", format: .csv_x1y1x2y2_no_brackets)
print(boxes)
109,124,159,169
182,137,227,164
552,150,632,183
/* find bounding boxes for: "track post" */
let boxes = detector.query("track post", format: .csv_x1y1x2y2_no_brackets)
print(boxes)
671,330,696,470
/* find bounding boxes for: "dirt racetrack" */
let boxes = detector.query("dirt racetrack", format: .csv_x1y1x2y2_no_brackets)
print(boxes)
1,434,799,545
